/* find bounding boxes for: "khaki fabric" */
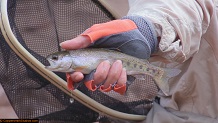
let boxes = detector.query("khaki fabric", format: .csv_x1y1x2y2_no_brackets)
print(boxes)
146,102,218,123
1,0,218,122
126,0,218,122
99,0,129,19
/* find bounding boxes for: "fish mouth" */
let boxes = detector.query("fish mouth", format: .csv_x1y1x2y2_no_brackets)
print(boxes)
45,63,74,72
45,65,58,71
44,60,59,71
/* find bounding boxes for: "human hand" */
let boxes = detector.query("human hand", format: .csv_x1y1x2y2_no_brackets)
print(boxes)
61,36,127,94
60,16,158,94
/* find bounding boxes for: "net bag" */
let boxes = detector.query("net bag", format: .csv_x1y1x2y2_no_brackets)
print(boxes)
0,0,158,122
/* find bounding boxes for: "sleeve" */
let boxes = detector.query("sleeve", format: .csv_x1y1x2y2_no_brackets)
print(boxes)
126,0,217,122
127,0,215,63
145,102,218,123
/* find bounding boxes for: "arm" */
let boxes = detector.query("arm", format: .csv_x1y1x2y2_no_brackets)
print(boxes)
127,0,217,122
128,0,214,63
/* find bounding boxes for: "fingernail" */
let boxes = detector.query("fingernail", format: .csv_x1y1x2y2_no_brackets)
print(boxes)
123,68,126,72
117,60,122,64
102,60,111,71
103,60,111,66
60,39,72,46
114,60,122,69
116,60,122,63
59,42,64,47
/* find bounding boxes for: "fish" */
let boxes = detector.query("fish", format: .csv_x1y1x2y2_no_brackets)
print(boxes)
45,48,181,96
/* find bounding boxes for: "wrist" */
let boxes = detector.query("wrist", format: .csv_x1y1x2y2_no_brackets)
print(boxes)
122,16,158,53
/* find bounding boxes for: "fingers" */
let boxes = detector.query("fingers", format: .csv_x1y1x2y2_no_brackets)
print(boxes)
93,60,111,85
94,60,127,89
70,72,84,82
117,68,127,86
60,34,127,92
68,60,127,94
102,60,123,88
60,35,91,50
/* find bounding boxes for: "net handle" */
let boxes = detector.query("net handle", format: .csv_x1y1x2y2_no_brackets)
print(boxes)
0,0,146,121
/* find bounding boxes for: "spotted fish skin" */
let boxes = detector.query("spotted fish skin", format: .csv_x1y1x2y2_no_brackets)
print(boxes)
45,48,181,95
121,57,162,77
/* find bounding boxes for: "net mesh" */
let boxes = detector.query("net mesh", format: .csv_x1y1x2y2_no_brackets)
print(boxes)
0,0,158,122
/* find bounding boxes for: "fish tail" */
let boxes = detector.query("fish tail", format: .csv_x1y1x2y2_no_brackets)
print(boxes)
154,68,181,96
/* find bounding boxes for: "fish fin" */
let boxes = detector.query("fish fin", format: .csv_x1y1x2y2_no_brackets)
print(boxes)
127,71,148,81
154,68,181,96
127,70,149,80
139,58,150,63
134,75,146,80
127,75,136,84
108,48,121,52
74,66,88,72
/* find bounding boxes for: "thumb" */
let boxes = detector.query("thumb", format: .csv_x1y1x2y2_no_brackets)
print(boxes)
60,35,91,50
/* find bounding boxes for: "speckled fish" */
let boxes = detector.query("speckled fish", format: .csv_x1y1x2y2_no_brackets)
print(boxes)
45,48,181,95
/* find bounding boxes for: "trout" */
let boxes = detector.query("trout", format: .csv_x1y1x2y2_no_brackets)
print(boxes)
45,48,181,96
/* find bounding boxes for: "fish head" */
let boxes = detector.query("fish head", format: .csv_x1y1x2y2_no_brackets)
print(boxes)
45,51,74,72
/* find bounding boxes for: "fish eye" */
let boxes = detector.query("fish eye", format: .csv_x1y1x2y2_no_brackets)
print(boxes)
51,55,59,60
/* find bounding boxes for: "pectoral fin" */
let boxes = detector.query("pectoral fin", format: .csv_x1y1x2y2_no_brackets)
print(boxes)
74,66,88,72
153,68,181,96
126,71,149,80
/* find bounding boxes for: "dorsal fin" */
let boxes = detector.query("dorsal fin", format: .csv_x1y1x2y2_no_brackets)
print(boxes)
139,58,149,63
107,48,122,52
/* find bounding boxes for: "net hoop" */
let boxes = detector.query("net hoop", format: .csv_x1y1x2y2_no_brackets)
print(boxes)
0,0,146,121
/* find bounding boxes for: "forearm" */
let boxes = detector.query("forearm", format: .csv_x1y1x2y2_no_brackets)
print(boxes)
127,0,214,63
